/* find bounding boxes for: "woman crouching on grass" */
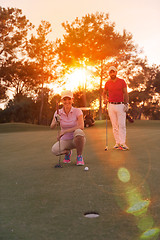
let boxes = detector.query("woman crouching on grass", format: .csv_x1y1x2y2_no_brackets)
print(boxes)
50,90,86,166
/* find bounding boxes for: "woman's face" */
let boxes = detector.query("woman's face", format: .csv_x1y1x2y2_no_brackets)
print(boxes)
62,97,73,108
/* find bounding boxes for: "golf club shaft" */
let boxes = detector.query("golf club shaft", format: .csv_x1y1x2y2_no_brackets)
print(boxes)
105,104,108,150
56,101,61,165
58,125,61,164
106,118,108,149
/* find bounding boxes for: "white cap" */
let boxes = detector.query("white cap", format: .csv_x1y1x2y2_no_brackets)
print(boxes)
108,66,117,72
61,90,73,99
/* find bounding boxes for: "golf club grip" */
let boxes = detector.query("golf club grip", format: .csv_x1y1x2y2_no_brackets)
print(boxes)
56,101,60,126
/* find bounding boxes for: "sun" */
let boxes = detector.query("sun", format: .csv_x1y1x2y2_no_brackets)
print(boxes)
46,66,100,96
46,68,88,95
64,66,100,91
64,68,87,91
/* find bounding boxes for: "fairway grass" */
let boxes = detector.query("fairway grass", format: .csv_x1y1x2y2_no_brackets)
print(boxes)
0,121,160,240
0,122,49,133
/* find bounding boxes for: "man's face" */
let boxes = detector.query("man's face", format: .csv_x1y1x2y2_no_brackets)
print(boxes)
109,70,117,80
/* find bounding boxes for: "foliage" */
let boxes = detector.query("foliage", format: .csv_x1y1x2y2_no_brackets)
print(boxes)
0,7,33,100
0,93,38,123
0,60,39,96
26,20,55,85
73,89,99,107
35,87,54,125
0,7,32,60
56,12,136,118
128,60,160,119
0,8,159,122
57,12,134,67
0,85,7,101
26,20,56,124
49,94,61,113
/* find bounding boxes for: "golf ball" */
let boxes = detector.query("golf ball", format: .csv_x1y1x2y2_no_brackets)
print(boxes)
84,167,89,171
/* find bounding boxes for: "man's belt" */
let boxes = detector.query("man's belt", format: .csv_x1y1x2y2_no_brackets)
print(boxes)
109,102,124,104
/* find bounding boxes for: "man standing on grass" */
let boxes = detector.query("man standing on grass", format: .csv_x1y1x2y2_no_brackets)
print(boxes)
103,66,129,150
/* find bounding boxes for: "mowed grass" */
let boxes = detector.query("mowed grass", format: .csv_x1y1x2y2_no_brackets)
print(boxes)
0,121,160,240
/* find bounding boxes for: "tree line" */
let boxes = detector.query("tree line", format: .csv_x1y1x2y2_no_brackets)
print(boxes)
0,7,160,125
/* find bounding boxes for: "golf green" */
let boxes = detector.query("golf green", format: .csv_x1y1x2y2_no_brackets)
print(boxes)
0,121,160,240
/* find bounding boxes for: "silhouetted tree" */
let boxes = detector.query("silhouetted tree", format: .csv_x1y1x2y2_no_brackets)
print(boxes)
56,12,136,119
0,93,38,123
26,20,56,124
0,61,39,96
0,7,33,101
128,61,160,119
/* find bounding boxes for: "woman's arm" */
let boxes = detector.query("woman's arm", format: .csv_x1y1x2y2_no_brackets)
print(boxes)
50,116,57,129
59,114,84,139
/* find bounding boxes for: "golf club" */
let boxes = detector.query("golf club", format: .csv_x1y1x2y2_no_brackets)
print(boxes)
54,101,62,168
105,118,108,151
126,113,134,123
105,105,108,151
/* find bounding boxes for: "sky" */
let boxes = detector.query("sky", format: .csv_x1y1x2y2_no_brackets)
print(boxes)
1,0,160,66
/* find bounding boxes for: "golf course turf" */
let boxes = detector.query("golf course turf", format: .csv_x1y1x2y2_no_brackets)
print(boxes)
0,121,160,240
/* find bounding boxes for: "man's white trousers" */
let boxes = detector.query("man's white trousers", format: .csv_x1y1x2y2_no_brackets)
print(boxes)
108,103,126,145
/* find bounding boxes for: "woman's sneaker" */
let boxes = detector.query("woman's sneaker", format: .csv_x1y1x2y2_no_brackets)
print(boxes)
76,155,84,166
119,144,129,151
63,150,72,163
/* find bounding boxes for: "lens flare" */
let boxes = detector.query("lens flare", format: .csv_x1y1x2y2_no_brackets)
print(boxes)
118,167,130,183
126,200,150,216
138,215,154,232
140,228,160,239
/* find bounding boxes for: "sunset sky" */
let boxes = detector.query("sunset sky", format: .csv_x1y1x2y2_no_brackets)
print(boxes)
1,0,160,66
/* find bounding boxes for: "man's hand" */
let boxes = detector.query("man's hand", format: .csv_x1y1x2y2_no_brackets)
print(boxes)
123,103,129,112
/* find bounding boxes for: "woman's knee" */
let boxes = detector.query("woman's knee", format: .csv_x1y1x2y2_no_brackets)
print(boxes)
51,143,59,155
73,129,86,145
74,129,85,138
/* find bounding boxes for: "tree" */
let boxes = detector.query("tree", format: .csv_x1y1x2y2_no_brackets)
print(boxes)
0,93,38,123
128,60,160,119
56,12,135,119
35,87,54,125
26,20,56,124
0,85,7,101
0,60,39,96
152,66,160,94
0,7,33,100
73,89,99,108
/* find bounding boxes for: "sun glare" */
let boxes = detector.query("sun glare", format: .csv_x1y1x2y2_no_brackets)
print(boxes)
47,66,102,101
65,68,87,91
46,67,95,97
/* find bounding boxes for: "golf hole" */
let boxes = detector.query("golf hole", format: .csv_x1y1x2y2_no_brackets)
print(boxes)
84,212,100,218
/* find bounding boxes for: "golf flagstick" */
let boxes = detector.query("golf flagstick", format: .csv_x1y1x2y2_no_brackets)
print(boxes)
54,101,62,168
105,105,108,151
